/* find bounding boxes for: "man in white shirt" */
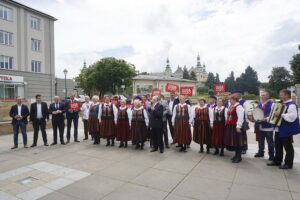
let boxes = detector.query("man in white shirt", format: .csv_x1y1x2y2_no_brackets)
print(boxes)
267,89,300,169
81,96,91,140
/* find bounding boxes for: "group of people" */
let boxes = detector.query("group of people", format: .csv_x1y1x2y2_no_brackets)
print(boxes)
9,89,299,169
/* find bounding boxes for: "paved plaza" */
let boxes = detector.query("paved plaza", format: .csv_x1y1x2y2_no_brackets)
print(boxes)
0,121,300,200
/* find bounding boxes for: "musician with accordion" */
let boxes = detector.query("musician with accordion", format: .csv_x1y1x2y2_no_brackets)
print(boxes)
267,89,300,169
253,91,274,161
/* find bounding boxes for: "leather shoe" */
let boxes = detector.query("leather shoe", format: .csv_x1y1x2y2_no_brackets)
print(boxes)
254,153,264,158
267,161,281,166
160,149,164,154
24,145,28,148
74,140,80,143
50,142,57,146
279,164,292,170
150,148,158,152
30,144,36,148
44,143,49,146
11,145,18,150
232,158,242,163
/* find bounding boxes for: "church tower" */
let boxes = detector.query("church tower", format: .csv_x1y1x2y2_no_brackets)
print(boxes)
164,57,172,76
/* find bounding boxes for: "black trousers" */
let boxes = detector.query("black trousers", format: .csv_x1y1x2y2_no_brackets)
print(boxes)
33,119,47,145
151,127,164,150
52,118,64,143
67,115,78,141
83,119,89,139
166,114,174,138
274,132,294,167
162,120,168,146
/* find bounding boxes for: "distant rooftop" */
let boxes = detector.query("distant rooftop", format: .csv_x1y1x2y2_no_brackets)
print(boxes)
133,75,196,83
3,0,57,20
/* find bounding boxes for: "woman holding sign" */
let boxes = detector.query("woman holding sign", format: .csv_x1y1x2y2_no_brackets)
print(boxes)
172,95,193,152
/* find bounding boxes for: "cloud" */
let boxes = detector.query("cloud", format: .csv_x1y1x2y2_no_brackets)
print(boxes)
18,0,300,82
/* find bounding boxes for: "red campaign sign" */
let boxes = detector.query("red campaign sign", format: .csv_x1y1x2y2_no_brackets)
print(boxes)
70,101,81,111
214,83,226,93
152,88,161,96
180,86,193,96
165,83,179,93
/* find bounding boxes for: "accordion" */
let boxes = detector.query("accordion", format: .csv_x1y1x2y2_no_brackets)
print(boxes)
268,103,287,126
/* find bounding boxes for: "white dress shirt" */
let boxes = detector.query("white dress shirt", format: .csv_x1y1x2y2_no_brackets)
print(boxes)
17,104,22,116
168,99,174,115
81,102,91,120
37,103,43,119
281,99,298,123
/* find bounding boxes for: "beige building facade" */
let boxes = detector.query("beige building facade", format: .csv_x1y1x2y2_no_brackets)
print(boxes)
0,0,56,102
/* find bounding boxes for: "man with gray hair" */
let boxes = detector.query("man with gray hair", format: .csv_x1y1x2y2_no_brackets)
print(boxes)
81,96,91,140
149,95,164,153
49,96,65,145
159,94,170,148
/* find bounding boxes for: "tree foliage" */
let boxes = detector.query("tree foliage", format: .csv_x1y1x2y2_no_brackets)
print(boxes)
76,57,136,97
224,71,235,92
183,66,190,79
290,53,300,84
267,66,293,96
215,73,220,83
236,66,260,95
205,72,215,89
190,71,197,81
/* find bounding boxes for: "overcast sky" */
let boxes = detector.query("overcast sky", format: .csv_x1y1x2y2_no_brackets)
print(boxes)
19,0,300,82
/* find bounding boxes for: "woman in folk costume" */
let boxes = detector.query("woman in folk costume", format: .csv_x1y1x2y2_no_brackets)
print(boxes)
172,95,193,152
98,96,118,146
88,95,100,144
192,97,211,153
209,98,226,156
224,94,245,163
131,99,149,150
116,99,132,148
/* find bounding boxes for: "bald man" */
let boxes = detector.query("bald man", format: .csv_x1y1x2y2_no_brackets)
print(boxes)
49,96,66,145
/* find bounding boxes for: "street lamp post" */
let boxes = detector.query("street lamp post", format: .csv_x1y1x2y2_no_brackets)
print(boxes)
63,69,68,99
121,79,125,95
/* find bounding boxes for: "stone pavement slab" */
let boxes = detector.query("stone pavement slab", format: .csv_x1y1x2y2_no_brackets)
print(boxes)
0,121,299,200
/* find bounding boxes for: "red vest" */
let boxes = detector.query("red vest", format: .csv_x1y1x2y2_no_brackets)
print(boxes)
226,104,239,125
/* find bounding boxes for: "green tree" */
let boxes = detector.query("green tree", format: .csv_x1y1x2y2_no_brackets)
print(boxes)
205,72,215,89
224,71,235,92
236,66,260,95
183,66,190,79
215,73,220,83
290,53,300,84
76,57,136,97
268,66,292,96
190,71,197,81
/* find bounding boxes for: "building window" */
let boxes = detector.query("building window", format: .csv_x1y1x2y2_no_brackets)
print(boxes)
31,60,41,73
0,30,13,45
31,38,41,51
0,84,25,100
31,16,41,30
0,5,13,21
0,55,13,69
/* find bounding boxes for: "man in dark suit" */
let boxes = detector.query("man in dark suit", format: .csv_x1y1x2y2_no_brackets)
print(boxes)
65,93,80,143
9,97,30,149
149,96,164,153
30,94,49,147
49,96,65,145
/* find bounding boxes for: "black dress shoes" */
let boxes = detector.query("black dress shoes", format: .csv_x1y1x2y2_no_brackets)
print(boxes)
279,164,293,170
11,145,18,150
30,144,36,148
44,143,49,146
254,153,264,158
150,148,158,152
267,161,281,166
74,140,80,143
160,149,164,154
50,142,57,146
